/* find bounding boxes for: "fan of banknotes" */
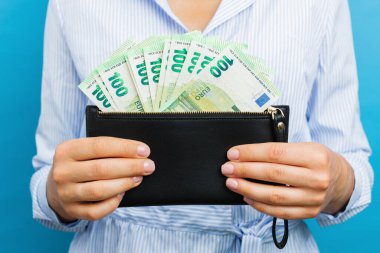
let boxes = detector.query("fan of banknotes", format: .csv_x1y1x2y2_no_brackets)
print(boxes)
79,31,281,113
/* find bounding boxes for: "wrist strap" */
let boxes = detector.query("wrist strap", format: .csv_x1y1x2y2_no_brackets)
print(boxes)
272,218,289,249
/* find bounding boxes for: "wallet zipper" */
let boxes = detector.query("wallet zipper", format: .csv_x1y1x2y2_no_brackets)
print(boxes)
98,106,284,119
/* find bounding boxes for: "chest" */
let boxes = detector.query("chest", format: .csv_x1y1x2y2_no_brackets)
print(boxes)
167,0,222,31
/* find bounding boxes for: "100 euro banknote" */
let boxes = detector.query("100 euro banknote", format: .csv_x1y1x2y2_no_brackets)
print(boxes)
162,46,280,112
79,32,281,113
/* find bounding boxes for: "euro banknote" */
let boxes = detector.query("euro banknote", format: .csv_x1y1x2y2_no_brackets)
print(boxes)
161,46,280,112
79,32,280,113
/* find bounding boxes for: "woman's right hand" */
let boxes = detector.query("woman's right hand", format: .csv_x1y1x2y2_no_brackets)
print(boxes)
46,137,155,223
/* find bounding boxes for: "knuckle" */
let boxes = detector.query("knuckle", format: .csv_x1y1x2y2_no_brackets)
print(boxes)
268,166,284,182
118,139,137,157
64,205,78,218
109,196,122,210
56,187,69,201
125,140,137,153
85,209,101,221
87,186,104,200
93,160,109,178
313,193,325,205
52,167,65,184
276,209,290,219
234,164,246,178
268,144,286,161
54,143,68,161
131,159,144,174
245,145,255,155
315,174,330,190
252,203,266,213
92,138,108,156
315,148,331,168
308,207,321,218
269,190,285,204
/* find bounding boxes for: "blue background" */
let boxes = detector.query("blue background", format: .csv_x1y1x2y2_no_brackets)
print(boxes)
0,0,378,252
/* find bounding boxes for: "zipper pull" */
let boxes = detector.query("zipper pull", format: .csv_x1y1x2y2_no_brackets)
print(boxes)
266,106,285,120
268,106,287,142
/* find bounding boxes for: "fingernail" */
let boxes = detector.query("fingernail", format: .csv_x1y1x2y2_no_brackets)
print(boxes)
118,192,125,199
244,197,254,205
227,149,240,160
137,145,150,157
221,163,234,175
133,176,143,183
144,160,155,174
226,178,238,189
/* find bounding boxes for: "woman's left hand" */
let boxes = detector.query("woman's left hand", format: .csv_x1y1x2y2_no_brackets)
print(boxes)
222,142,355,220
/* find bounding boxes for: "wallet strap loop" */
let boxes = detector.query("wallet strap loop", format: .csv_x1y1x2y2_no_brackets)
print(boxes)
272,218,289,249
271,110,289,249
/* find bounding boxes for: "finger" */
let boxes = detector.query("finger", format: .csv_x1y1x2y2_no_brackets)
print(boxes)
65,177,143,202
227,142,326,168
67,158,155,182
68,193,125,221
225,178,323,206
61,137,150,161
244,198,321,220
221,162,314,187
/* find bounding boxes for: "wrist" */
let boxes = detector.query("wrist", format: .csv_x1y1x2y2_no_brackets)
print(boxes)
323,153,355,214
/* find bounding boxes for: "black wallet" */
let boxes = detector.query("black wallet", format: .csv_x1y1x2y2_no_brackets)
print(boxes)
86,105,290,249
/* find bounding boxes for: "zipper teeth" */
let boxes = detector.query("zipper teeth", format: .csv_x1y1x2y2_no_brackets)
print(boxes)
98,110,271,116
97,106,281,116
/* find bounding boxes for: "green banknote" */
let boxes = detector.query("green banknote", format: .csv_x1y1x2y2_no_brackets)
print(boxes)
143,41,165,111
79,38,137,111
161,80,240,112
175,38,207,93
98,53,144,112
79,34,281,113
79,71,115,112
160,31,202,105
162,46,281,112
154,39,172,110
127,36,167,111
173,37,247,99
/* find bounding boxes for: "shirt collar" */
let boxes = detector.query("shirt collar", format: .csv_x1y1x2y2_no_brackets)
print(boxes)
153,0,256,35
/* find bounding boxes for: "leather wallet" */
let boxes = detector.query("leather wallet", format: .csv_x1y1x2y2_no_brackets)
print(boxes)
86,105,290,249
86,105,289,207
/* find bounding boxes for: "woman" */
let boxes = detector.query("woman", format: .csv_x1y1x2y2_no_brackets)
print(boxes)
31,0,373,252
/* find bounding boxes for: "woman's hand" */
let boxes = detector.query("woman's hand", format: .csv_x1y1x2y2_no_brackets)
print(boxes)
47,137,155,222
222,142,355,220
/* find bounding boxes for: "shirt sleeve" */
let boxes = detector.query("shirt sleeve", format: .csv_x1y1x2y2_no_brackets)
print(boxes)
306,0,374,227
30,0,89,232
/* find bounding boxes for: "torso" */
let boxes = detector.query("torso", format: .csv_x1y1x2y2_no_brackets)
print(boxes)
55,0,329,251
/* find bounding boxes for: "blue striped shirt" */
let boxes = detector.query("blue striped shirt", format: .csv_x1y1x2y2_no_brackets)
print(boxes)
31,0,373,252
